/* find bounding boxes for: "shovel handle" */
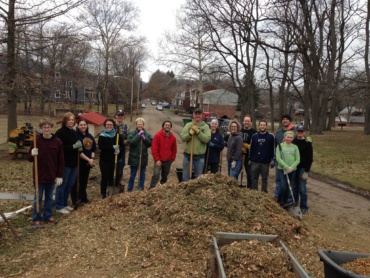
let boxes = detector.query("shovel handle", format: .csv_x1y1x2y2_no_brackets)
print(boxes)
190,134,194,179
33,127,40,214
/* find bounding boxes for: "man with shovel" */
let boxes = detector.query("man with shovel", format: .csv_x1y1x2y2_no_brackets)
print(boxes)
29,118,64,226
180,108,211,181
114,109,129,192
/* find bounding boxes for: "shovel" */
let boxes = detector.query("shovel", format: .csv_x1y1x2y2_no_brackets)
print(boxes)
189,134,194,179
285,173,303,221
33,127,40,215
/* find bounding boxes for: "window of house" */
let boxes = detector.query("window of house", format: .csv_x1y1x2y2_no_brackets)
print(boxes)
65,90,72,98
55,90,61,98
55,72,60,78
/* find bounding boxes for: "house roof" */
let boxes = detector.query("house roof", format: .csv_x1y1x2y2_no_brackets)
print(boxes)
76,111,107,126
202,89,238,105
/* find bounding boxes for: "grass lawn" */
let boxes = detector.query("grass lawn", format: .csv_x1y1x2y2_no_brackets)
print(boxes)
310,128,370,191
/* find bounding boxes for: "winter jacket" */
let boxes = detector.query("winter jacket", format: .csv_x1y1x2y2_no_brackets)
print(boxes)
240,127,257,156
293,137,313,172
127,128,153,167
151,130,177,163
181,121,211,156
98,132,124,163
276,143,300,171
275,125,295,145
207,131,224,163
77,130,96,160
28,134,64,183
249,131,275,164
226,131,243,162
55,126,79,167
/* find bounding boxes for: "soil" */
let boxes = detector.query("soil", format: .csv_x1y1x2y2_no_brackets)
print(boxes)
1,106,370,272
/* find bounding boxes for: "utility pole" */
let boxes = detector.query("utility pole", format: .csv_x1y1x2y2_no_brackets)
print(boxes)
137,67,140,114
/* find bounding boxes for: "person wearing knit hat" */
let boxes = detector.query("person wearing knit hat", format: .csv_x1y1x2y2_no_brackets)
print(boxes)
281,114,292,122
274,113,296,200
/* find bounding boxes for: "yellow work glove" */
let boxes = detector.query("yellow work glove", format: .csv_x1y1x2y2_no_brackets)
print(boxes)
191,125,200,134
189,129,195,136
242,143,250,153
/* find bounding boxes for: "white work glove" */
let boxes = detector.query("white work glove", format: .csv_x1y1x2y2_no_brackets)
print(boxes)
284,167,293,174
113,145,120,155
231,161,236,170
55,178,63,186
301,172,309,180
31,148,38,156
78,146,83,152
73,140,83,149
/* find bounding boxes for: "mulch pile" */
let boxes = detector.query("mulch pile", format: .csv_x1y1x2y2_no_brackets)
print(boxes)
1,173,352,277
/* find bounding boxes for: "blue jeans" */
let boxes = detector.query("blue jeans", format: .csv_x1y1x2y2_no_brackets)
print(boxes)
128,166,146,191
182,156,204,181
293,168,308,211
276,169,296,206
33,183,55,222
55,166,77,210
227,160,242,181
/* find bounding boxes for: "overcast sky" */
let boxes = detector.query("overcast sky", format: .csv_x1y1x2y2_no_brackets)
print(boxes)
136,0,185,82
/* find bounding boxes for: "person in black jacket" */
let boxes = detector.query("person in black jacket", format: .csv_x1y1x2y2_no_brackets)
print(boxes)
204,119,224,174
55,112,82,214
98,119,124,198
292,124,313,213
71,119,96,205
240,115,257,188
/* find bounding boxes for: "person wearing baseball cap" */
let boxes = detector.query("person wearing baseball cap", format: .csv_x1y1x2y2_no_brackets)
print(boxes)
293,124,313,214
180,108,211,181
274,113,296,200
114,109,129,192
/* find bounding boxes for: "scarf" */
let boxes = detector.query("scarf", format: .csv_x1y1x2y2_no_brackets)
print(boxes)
100,128,117,138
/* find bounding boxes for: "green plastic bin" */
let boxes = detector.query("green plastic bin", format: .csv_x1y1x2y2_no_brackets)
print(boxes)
182,118,192,126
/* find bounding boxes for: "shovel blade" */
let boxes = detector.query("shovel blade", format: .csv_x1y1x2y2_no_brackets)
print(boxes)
289,206,303,221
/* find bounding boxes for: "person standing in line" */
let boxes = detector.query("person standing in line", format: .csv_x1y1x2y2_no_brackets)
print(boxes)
149,120,177,188
249,120,275,193
29,118,64,226
98,119,124,198
127,118,153,191
276,131,300,207
55,112,82,214
180,108,211,181
226,119,243,180
114,109,129,192
71,119,96,205
204,119,224,174
293,124,313,214
240,115,257,188
274,114,296,199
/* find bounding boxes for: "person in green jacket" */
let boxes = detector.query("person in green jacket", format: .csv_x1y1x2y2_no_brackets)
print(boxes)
127,117,153,191
276,131,300,207
180,108,211,181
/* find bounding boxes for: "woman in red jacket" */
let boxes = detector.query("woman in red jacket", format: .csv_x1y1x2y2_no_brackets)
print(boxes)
149,121,177,188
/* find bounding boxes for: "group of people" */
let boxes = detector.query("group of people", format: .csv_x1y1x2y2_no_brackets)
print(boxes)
180,111,313,214
29,109,312,226
28,110,178,226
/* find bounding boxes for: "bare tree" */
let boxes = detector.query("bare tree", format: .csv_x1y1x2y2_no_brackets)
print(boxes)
364,0,370,135
0,0,87,135
78,0,139,115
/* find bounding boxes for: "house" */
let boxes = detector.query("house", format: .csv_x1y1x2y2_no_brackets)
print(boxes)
172,84,199,112
75,111,107,137
335,107,365,127
201,89,239,118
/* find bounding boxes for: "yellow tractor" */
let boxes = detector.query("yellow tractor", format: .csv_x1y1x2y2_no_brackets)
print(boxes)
8,123,36,159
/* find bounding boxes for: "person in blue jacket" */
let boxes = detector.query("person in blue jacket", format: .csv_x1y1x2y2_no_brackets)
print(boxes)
204,118,224,174
249,120,275,193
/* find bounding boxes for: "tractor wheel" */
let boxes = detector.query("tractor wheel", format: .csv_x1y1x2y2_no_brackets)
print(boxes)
15,152,24,159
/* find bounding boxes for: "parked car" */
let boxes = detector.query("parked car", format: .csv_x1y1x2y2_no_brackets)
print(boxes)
151,101,156,106
156,104,163,111
141,103,146,108
163,103,171,108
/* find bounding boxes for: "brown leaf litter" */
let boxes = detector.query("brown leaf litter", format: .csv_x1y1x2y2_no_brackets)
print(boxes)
1,173,365,277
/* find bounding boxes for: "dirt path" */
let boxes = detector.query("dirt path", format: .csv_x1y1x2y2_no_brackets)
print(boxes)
142,104,370,252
